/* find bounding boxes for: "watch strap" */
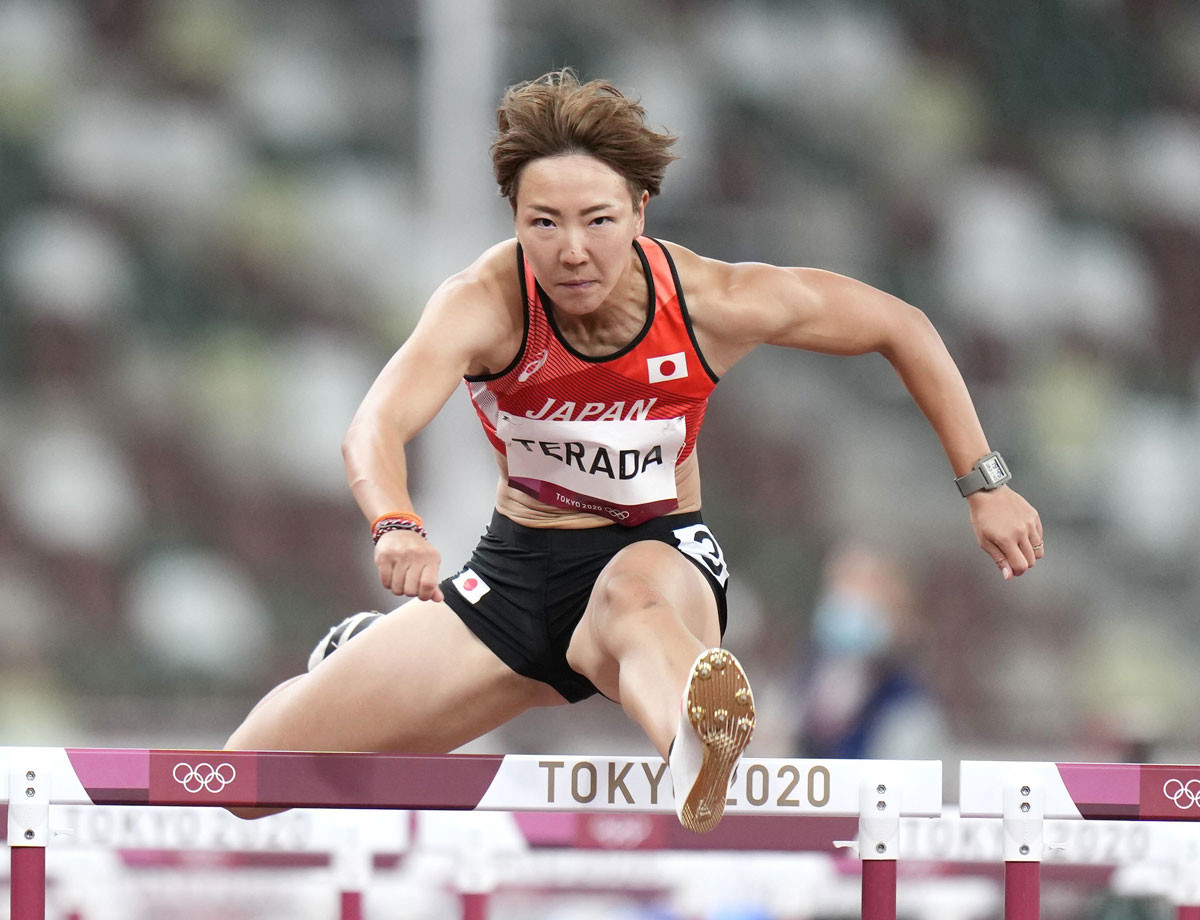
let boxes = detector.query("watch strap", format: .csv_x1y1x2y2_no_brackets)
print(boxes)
955,467,988,497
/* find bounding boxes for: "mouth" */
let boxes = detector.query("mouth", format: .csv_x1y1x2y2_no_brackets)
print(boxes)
558,279,596,291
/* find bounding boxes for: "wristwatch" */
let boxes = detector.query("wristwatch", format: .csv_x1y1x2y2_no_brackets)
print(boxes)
955,451,1011,496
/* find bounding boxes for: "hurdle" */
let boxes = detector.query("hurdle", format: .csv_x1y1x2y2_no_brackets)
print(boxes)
961,761,1200,920
9,804,406,920
3,747,941,919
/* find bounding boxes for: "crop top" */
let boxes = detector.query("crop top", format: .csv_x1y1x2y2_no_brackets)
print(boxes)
464,237,718,525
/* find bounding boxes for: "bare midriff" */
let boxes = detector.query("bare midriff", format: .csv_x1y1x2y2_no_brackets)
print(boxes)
492,449,703,529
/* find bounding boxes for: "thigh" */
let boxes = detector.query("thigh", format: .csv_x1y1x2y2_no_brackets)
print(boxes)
226,598,568,754
565,540,722,700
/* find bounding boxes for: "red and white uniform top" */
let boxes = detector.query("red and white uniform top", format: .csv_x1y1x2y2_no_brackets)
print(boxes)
466,236,718,526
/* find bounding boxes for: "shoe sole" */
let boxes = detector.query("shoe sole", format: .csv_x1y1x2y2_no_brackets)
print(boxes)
679,649,755,833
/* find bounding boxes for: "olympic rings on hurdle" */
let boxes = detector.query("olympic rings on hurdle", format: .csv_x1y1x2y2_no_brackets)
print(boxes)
1162,777,1200,810
172,761,238,794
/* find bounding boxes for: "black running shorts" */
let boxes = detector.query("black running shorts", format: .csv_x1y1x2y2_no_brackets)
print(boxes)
440,510,730,702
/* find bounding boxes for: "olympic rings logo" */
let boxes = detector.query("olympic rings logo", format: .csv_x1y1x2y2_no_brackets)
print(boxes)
1162,778,1200,809
173,762,237,794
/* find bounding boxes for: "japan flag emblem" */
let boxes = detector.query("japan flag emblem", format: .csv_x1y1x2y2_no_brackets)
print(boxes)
647,351,688,384
452,568,491,604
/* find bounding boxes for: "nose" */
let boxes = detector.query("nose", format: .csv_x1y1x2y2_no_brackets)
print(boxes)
560,231,587,266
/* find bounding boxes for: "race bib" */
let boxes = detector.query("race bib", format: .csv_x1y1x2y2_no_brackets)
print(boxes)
498,413,685,526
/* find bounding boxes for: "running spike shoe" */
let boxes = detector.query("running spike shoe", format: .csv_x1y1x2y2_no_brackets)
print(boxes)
307,610,383,672
668,647,755,833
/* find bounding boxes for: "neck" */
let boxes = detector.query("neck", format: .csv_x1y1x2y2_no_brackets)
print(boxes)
550,246,648,354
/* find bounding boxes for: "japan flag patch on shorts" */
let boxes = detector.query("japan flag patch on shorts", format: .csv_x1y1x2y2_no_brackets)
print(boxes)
452,568,491,604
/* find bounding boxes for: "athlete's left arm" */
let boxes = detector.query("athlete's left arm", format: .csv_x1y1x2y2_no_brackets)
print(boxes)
701,259,1044,580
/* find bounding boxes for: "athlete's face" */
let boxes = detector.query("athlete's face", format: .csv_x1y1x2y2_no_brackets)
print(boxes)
514,154,648,316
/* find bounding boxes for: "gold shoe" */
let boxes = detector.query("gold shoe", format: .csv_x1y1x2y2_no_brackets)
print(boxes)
669,648,755,833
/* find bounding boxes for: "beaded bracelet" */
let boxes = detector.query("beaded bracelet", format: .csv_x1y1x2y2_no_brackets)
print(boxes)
370,511,428,544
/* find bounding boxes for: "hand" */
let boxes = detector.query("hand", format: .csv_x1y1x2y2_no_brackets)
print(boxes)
966,487,1044,581
374,529,444,601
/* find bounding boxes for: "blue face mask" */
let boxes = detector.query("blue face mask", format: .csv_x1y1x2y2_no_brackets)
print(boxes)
811,589,894,658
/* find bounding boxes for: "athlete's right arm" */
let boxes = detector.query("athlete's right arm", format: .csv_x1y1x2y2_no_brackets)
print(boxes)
342,249,518,601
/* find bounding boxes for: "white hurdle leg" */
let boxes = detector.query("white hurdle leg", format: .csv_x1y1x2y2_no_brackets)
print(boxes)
7,750,50,920
1002,778,1044,920
858,774,899,920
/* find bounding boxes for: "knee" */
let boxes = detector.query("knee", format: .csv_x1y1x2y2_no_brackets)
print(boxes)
591,570,676,651
599,569,669,614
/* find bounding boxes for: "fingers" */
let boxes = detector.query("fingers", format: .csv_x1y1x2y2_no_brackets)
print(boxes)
1031,515,1045,560
982,539,1013,581
375,531,441,600
381,560,442,599
401,563,443,601
983,530,1043,581
970,490,1044,581
1030,535,1045,561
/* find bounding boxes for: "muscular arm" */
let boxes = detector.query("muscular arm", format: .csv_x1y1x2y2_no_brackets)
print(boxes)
686,255,1044,579
342,246,520,597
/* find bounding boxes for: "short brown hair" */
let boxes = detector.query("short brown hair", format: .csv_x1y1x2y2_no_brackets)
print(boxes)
491,69,677,208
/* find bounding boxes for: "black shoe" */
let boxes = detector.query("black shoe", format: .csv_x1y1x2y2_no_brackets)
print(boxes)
307,611,383,671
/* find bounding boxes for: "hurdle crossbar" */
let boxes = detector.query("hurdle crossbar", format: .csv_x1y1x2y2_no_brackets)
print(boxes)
4,747,941,920
961,761,1200,920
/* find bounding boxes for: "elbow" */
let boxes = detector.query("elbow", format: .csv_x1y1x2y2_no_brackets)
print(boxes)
879,303,939,362
341,414,373,472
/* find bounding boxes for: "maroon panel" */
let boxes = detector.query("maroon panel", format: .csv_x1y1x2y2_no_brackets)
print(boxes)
92,749,512,809
1140,765,1200,821
253,751,507,809
862,860,897,920
577,813,669,850
10,846,47,920
661,813,858,851
66,748,150,800
1056,763,1139,811
340,891,364,920
461,892,489,920
77,787,151,805
1004,861,1040,920
118,850,329,869
516,811,856,852
147,751,258,806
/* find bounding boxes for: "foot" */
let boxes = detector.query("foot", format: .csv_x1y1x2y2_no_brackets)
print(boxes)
668,648,755,833
307,611,382,671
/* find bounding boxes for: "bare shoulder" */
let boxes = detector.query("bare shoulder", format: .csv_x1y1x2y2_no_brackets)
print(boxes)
426,239,520,321
417,239,525,376
656,240,822,372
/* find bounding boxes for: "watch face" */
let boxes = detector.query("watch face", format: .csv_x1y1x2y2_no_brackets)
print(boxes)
981,456,1006,483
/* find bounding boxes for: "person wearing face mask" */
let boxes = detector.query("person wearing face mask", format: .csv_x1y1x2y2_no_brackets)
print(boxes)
796,543,950,762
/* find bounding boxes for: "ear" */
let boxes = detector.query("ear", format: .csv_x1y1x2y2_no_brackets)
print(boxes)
634,190,649,235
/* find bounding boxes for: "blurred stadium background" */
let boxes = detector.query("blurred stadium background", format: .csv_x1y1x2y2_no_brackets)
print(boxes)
2,0,1199,794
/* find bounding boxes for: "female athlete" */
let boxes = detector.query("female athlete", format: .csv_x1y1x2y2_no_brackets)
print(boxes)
226,70,1043,832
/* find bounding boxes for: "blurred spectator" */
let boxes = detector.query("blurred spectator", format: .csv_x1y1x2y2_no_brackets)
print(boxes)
794,541,951,762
